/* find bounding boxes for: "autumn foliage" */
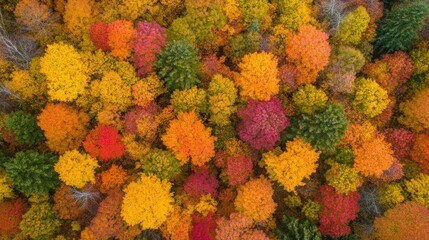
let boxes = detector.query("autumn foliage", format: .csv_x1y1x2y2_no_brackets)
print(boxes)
184,169,219,197
54,150,99,188
315,185,360,238
83,125,125,161
37,103,89,153
216,213,270,240
90,21,110,51
410,132,429,174
225,156,253,186
234,176,276,222
0,199,26,235
263,138,320,192
399,87,429,132
90,188,126,239
285,25,331,85
237,98,289,150
162,111,216,166
2,1,429,239
133,21,167,77
121,175,174,230
374,201,429,240
40,42,89,102
235,52,279,101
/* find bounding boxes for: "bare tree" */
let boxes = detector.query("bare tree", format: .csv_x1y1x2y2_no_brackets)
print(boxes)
0,85,22,112
0,10,41,69
317,0,349,35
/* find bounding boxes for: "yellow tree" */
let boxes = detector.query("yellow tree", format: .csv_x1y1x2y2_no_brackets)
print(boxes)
235,52,279,101
40,42,89,102
54,150,99,188
63,0,95,39
121,175,174,230
263,138,320,192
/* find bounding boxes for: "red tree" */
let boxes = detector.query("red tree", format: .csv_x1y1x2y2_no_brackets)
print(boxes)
410,132,429,174
184,169,219,198
237,98,289,150
83,125,125,161
225,156,253,186
133,21,167,77
190,212,217,240
90,21,110,51
0,199,26,235
123,103,160,135
89,188,126,239
381,128,415,160
315,185,360,238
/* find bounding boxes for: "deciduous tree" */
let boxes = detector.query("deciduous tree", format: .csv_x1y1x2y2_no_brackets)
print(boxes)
234,176,276,222
162,111,216,166
121,175,174,230
285,25,331,85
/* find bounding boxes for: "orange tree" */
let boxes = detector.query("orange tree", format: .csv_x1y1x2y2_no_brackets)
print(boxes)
285,25,331,85
235,52,279,101
234,176,276,222
161,111,216,167
37,103,89,153
374,201,429,240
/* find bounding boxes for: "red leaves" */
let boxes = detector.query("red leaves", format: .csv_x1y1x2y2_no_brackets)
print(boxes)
315,185,360,238
89,21,110,51
190,212,217,240
225,156,253,186
0,199,26,235
184,169,219,197
83,125,125,161
237,98,289,150
133,21,167,77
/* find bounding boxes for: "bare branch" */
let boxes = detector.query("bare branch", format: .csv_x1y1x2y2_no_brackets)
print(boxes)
0,10,41,69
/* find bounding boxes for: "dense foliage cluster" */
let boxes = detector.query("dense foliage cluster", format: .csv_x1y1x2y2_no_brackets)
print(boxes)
0,0,428,238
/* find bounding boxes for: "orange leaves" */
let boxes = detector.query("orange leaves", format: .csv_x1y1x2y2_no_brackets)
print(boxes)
107,20,135,60
353,135,396,178
37,103,89,153
162,111,216,166
410,132,429,174
234,176,276,222
285,25,331,85
399,87,429,132
235,52,279,101
100,165,127,193
374,201,429,240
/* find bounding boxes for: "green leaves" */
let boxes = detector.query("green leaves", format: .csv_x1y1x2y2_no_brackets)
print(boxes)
286,103,348,152
4,150,59,196
155,40,201,92
275,215,322,240
375,1,429,55
5,110,45,145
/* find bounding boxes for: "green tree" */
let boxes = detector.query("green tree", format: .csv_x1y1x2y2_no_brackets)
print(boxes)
374,1,429,55
286,103,348,152
155,40,201,92
5,111,45,145
4,151,59,196
275,215,322,240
